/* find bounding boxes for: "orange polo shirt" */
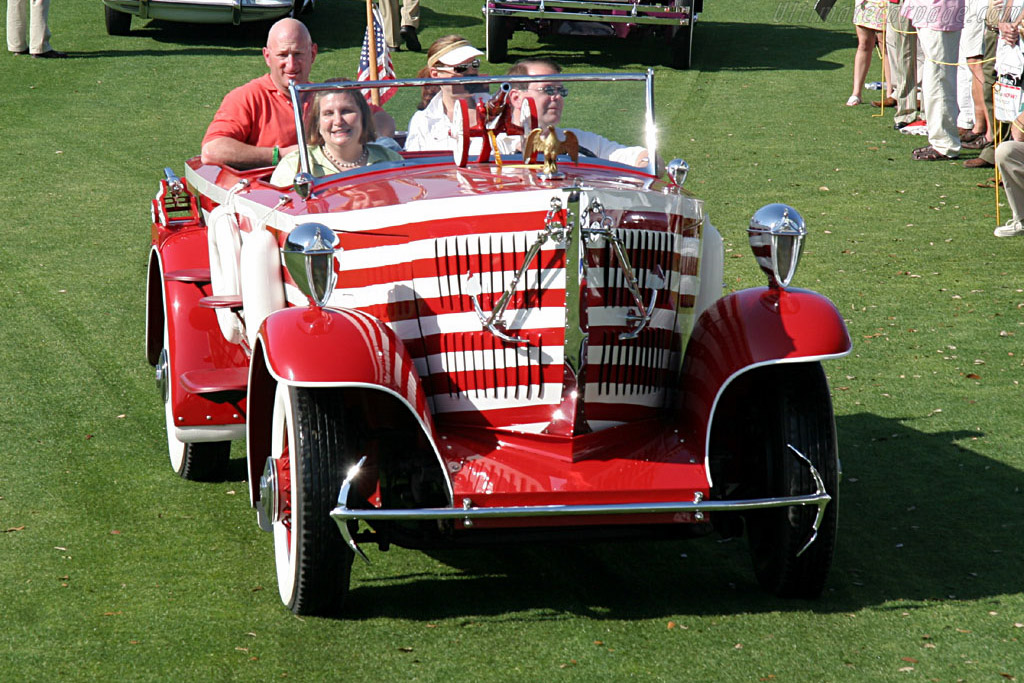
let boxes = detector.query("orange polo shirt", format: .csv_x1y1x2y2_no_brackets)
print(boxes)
202,74,298,149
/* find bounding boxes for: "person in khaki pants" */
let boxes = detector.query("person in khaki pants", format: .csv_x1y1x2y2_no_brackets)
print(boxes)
6,0,66,58
379,0,421,51
994,119,1024,235
885,0,921,128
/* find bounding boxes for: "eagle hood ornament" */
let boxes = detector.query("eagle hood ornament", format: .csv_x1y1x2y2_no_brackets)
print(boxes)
524,126,579,179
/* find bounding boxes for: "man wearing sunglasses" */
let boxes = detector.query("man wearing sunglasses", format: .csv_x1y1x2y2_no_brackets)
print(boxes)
500,59,651,168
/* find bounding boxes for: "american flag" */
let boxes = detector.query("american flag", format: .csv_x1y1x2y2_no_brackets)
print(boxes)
357,7,397,105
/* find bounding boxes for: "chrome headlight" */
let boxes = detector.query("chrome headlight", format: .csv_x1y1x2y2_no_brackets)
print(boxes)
748,204,806,289
282,222,340,307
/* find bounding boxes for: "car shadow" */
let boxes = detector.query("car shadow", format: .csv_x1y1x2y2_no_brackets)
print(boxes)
339,412,1023,620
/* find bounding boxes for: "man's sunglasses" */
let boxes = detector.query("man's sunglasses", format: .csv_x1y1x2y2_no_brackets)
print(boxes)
529,85,569,98
439,59,481,74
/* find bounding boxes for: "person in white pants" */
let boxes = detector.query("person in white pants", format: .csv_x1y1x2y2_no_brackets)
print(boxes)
6,0,65,58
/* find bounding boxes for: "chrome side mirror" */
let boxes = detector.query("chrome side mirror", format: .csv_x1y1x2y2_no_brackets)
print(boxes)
282,222,340,307
748,203,806,289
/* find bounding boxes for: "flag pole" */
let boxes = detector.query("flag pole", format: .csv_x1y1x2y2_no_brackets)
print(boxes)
366,0,381,106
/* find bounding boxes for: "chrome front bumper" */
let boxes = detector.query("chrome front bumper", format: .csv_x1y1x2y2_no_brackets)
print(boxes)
331,447,832,562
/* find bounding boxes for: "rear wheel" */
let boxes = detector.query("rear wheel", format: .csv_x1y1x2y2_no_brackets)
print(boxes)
270,384,354,616
486,12,510,62
104,5,131,36
667,0,694,69
742,363,838,598
159,320,229,481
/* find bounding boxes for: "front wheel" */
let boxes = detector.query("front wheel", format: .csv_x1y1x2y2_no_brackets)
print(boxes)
742,363,839,598
486,12,510,63
269,384,354,616
104,5,131,35
667,0,694,69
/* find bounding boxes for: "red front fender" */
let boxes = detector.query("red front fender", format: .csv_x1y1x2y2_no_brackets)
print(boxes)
677,287,851,457
245,306,438,505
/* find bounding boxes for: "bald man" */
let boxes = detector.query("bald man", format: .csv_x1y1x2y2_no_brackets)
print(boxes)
201,18,318,169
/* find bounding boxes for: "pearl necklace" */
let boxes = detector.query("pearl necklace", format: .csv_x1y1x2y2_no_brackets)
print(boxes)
323,145,368,170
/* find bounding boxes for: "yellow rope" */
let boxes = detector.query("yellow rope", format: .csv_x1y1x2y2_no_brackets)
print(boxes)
873,25,886,117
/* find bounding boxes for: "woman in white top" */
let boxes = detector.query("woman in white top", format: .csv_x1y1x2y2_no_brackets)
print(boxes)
271,89,401,185
404,35,486,152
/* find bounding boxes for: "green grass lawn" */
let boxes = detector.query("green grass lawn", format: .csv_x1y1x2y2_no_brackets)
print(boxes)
2,0,1023,680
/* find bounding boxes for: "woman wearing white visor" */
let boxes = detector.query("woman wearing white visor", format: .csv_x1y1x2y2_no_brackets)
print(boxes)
405,35,487,152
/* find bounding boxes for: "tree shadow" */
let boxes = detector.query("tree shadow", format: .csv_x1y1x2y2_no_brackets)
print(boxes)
340,412,1024,620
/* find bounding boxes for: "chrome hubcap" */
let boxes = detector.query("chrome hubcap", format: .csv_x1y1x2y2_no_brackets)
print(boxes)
156,348,169,403
260,457,281,525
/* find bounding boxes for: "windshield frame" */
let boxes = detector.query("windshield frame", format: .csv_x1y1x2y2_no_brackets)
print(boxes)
287,70,657,183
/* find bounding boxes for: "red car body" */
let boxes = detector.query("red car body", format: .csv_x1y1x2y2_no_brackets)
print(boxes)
146,73,850,615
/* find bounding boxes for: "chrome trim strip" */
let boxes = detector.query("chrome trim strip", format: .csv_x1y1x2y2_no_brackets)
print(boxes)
332,492,830,522
563,188,585,380
294,72,650,94
644,69,657,178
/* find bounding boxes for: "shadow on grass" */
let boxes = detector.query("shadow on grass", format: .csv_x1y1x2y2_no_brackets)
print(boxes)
339,412,1022,620
501,22,848,72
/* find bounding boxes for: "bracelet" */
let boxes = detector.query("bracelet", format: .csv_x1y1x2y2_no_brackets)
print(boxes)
272,146,280,165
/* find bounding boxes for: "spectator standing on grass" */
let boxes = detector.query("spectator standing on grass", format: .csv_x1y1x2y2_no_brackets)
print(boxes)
993,115,1024,234
958,0,993,152
6,0,66,58
380,0,421,51
903,0,965,161
849,0,893,106
201,18,317,169
968,0,1024,169
885,0,923,128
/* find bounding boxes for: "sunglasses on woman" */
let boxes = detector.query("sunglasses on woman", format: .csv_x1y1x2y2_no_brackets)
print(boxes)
439,59,481,74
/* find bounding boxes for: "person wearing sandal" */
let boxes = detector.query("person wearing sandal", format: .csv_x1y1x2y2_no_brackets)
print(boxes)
903,0,965,161
849,0,891,106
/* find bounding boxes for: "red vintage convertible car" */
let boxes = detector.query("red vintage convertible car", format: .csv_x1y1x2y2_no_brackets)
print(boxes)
146,72,850,615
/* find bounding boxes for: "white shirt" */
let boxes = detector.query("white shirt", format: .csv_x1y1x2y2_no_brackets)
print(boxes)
404,92,487,154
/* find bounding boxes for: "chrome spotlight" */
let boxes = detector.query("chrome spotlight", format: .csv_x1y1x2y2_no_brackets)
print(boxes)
748,204,806,289
293,172,315,200
282,222,340,307
666,159,689,188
